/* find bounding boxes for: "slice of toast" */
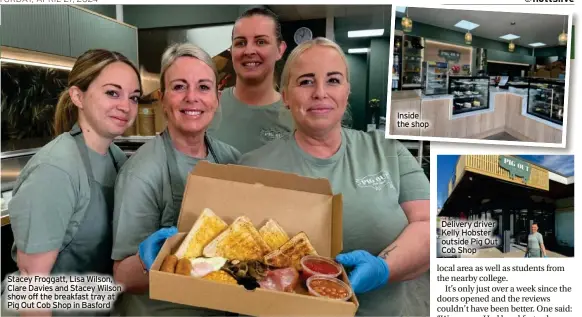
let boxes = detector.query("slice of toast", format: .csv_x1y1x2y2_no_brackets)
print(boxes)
263,232,318,270
174,208,228,259
259,219,290,251
203,216,272,261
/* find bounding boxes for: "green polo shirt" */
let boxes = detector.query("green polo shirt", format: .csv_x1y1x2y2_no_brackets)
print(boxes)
208,87,294,154
238,128,429,316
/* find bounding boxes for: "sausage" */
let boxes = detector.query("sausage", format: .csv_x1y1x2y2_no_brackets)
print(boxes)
175,258,192,276
160,255,179,273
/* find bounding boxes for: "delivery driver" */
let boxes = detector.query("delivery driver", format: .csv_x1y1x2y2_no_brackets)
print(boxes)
525,223,547,258
110,43,239,315
238,38,430,316
1,50,141,315
208,7,294,154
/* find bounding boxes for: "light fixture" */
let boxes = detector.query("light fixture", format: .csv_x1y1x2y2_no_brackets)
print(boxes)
558,16,568,45
0,58,73,71
505,22,518,53
348,48,370,54
401,7,412,33
465,31,472,45
454,20,480,31
396,6,407,14
347,29,384,38
499,34,520,41
528,42,547,47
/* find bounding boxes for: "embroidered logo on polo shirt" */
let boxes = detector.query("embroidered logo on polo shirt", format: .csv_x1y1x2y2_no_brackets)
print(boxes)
356,171,396,191
260,128,287,142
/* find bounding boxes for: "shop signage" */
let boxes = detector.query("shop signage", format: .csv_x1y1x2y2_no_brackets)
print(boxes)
498,156,531,184
438,49,461,62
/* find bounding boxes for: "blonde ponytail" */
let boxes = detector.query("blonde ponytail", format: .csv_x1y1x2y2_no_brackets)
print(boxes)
53,89,78,136
52,49,141,137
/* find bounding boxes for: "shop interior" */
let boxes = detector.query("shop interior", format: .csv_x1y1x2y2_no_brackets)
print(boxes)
389,7,571,143
1,5,430,300
438,156,574,258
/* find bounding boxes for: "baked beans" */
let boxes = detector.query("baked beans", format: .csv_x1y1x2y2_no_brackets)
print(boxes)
309,279,349,299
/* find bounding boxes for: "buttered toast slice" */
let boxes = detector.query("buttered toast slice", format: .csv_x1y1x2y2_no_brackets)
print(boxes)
263,232,318,270
175,208,228,259
203,216,272,261
259,219,290,251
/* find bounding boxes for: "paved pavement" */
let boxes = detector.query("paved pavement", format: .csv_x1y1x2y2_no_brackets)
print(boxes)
464,245,567,258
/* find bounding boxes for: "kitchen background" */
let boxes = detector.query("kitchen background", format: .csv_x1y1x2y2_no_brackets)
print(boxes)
0,5,429,311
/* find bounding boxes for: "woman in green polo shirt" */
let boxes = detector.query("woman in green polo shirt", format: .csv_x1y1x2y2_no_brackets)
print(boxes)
208,7,294,154
3,49,141,315
110,43,239,316
238,37,430,316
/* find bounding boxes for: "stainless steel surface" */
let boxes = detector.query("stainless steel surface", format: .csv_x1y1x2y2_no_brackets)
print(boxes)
1,148,41,159
114,135,156,143
1,155,34,192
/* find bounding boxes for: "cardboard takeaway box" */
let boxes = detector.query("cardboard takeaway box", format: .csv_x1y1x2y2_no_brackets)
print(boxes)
150,161,359,316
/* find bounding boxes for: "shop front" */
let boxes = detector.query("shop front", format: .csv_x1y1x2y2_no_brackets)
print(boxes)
389,7,570,144
438,155,574,256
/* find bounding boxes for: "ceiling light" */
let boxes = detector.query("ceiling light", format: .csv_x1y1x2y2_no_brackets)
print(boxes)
465,31,472,45
402,17,413,33
396,6,407,13
455,20,480,31
0,58,73,70
529,42,546,47
559,32,568,45
347,29,384,38
348,48,369,54
558,16,568,46
500,34,520,41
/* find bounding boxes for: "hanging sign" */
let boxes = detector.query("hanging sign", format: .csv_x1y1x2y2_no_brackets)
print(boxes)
498,156,531,184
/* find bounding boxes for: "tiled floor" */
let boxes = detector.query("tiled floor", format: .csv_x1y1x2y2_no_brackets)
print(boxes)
484,132,520,141
466,245,567,258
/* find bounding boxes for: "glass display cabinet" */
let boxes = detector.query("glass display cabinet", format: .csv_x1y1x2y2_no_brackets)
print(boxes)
448,76,490,115
421,61,448,95
401,35,424,89
527,78,565,125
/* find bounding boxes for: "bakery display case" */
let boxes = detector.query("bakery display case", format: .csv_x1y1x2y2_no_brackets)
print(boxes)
448,76,490,115
421,61,448,96
401,35,424,89
527,78,565,125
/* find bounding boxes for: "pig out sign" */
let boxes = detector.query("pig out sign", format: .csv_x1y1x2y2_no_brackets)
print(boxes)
498,156,531,184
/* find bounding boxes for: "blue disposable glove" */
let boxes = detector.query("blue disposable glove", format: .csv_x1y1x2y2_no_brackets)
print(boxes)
336,250,390,294
138,226,178,270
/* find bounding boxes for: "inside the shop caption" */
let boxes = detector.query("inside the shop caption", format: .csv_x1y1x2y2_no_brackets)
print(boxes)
438,219,501,256
3,274,122,311
396,112,430,129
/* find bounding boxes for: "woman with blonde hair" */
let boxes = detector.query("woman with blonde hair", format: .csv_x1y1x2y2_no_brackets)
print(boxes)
239,37,430,316
2,49,141,314
111,43,239,315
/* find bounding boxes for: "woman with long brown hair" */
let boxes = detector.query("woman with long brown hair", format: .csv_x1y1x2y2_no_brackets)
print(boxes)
3,49,141,313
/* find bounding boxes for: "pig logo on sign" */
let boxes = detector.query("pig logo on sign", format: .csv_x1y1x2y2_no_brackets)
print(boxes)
499,156,531,184
356,171,396,191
